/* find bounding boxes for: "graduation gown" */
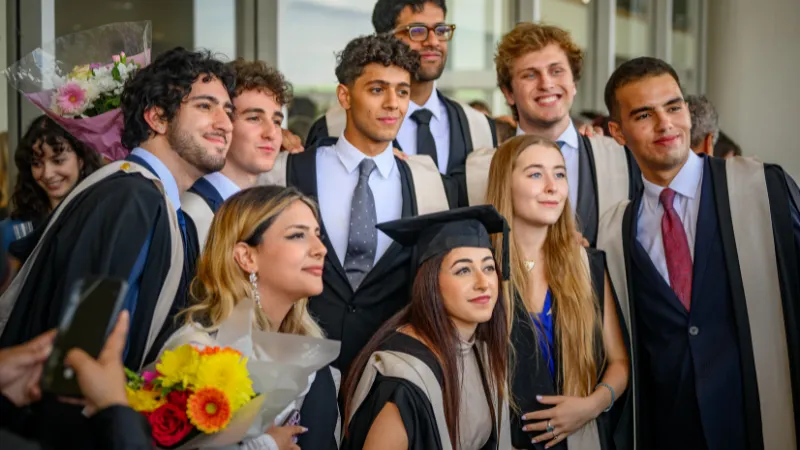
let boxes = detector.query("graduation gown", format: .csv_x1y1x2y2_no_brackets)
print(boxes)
466,135,641,247
306,92,498,207
258,139,456,374
343,332,503,450
181,176,226,251
510,247,628,450
597,156,800,450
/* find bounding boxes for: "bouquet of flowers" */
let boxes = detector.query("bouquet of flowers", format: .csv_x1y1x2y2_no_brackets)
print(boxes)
125,345,257,448
127,297,341,449
3,21,151,161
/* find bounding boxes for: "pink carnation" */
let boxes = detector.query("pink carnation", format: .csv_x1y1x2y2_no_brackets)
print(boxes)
112,54,121,63
56,82,86,115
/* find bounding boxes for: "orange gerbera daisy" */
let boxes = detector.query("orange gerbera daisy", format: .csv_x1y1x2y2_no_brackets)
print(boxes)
186,387,232,433
198,346,242,357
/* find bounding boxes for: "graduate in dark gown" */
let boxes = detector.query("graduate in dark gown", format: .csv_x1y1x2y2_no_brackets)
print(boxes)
600,57,800,450
0,47,235,449
483,134,630,450
341,206,512,450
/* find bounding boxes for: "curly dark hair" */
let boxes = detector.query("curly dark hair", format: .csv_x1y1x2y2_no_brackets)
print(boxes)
335,34,420,86
11,115,104,221
121,47,236,150
372,0,447,33
227,58,293,106
604,56,682,120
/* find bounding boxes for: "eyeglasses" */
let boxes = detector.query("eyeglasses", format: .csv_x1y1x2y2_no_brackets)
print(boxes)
393,23,456,42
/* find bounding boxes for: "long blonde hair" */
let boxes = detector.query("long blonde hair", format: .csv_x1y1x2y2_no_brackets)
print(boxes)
485,134,601,396
183,185,324,338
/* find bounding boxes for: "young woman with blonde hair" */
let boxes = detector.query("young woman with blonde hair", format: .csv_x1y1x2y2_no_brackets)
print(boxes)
170,185,338,450
485,134,629,450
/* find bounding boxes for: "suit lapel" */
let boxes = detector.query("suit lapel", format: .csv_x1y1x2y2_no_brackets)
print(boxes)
289,148,352,298
576,136,599,245
440,93,468,175
690,157,715,297
358,157,415,290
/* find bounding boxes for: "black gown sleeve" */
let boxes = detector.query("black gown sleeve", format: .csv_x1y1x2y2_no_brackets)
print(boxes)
296,367,339,450
90,405,153,450
305,116,330,149
342,375,443,450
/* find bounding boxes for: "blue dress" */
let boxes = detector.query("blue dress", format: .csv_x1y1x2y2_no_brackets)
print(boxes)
531,290,556,380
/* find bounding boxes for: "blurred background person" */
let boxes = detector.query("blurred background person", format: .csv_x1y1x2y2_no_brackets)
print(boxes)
714,131,743,159
687,95,719,156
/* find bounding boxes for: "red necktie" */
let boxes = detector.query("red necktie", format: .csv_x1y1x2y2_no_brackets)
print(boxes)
660,188,692,311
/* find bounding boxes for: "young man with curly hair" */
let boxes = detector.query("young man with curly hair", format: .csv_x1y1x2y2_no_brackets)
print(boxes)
263,34,454,375
487,23,640,246
182,59,293,248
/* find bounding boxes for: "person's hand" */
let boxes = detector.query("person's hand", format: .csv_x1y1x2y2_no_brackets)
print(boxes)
393,148,408,161
577,123,604,137
265,424,307,450
281,129,305,154
522,395,604,448
0,329,56,407
63,311,130,416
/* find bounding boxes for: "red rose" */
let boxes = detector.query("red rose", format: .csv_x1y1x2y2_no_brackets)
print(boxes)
166,390,191,410
148,403,193,447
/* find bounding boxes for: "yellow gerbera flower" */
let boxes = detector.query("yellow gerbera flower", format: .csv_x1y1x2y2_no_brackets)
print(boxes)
157,344,201,389
126,386,166,413
194,351,254,411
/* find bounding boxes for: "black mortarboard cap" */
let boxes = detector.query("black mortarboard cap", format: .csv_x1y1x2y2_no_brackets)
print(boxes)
376,205,510,280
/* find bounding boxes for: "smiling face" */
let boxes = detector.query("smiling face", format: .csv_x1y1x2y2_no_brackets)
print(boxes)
167,76,235,175
228,89,284,174
339,63,411,144
438,247,499,334
393,2,448,82
511,143,569,227
608,74,691,184
31,141,83,207
503,43,577,132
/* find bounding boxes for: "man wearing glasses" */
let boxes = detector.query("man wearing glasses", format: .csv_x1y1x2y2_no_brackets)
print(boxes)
307,0,497,206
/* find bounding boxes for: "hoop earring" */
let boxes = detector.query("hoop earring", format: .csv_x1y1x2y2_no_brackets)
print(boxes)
249,271,261,310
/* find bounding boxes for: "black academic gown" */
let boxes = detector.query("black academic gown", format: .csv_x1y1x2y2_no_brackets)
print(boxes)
617,156,800,450
574,136,641,247
510,249,628,450
342,332,500,450
306,91,497,207
296,367,340,450
283,138,457,374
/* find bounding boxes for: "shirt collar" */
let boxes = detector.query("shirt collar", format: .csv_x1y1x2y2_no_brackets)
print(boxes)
334,133,396,178
642,150,704,207
203,172,242,202
407,83,443,120
130,148,181,210
515,119,580,150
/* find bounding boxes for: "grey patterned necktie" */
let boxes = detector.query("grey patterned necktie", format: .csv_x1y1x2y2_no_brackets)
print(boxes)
343,158,378,290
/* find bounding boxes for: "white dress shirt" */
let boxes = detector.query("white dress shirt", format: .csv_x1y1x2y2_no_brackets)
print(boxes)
516,120,580,213
131,147,181,210
636,150,704,284
203,171,242,202
316,134,403,266
395,85,451,174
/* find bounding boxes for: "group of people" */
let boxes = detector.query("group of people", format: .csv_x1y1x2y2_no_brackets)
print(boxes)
0,1,799,450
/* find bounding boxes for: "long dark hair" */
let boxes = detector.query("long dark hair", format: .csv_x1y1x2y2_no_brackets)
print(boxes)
342,251,509,449
11,115,104,221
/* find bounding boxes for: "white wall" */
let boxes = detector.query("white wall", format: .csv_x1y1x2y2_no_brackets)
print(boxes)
706,0,800,179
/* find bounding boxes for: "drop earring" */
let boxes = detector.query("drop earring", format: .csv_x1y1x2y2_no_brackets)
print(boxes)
249,271,261,310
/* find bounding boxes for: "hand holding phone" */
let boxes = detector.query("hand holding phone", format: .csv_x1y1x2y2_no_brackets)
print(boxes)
41,276,128,397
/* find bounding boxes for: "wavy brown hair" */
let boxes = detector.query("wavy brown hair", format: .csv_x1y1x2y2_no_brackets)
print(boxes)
486,134,601,397
495,23,584,121
342,252,509,449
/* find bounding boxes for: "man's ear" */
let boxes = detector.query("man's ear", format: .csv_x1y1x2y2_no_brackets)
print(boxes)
143,106,168,136
607,120,627,147
500,85,516,109
702,134,715,156
337,84,351,111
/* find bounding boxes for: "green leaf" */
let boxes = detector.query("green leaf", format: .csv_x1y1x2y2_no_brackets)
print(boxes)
112,66,121,82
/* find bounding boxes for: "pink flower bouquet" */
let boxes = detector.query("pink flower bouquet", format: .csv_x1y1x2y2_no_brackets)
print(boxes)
4,21,152,161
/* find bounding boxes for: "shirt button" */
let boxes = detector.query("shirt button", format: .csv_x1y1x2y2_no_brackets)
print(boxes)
689,326,700,336
348,306,357,313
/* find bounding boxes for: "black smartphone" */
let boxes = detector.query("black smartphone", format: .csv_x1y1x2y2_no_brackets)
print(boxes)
41,276,128,397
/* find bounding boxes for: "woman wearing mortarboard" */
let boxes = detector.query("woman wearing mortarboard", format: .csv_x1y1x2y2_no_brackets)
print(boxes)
340,205,512,450
485,134,630,450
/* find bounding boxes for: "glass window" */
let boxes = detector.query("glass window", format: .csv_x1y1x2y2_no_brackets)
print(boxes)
447,0,511,72
615,0,654,67
53,0,237,59
540,0,594,115
672,0,701,94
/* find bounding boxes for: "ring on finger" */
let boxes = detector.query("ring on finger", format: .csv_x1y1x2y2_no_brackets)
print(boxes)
546,421,555,433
